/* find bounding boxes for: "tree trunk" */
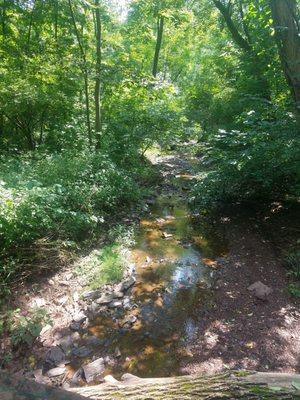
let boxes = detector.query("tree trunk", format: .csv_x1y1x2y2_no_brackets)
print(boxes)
212,0,271,99
68,0,92,148
53,0,59,42
1,370,300,400
94,0,102,150
27,0,36,54
212,0,251,52
152,15,164,77
1,0,7,38
269,0,300,113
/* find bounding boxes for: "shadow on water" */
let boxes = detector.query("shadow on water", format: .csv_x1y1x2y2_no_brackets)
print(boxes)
72,173,228,379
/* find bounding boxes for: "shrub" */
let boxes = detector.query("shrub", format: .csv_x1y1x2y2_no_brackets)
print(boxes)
7,308,51,347
192,104,300,209
284,248,300,280
0,150,150,291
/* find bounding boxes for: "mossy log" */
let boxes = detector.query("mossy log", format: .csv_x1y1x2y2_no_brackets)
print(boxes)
1,370,300,400
71,372,300,399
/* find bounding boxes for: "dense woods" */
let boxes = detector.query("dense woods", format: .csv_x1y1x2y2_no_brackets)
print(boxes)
0,1,300,389
0,0,299,295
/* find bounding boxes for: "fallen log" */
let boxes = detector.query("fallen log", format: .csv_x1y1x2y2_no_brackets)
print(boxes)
1,370,300,399
71,372,300,399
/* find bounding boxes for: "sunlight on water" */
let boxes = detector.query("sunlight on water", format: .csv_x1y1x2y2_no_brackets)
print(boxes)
82,185,228,378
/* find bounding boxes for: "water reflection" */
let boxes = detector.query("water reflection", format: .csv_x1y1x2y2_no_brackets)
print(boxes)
84,189,227,378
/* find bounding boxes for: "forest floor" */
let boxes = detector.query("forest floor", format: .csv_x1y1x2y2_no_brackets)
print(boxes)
1,146,300,386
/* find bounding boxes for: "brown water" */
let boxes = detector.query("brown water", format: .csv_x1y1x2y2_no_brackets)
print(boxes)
76,156,228,378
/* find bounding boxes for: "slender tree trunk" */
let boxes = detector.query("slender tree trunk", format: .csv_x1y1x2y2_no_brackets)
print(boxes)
25,127,35,151
213,0,251,51
1,0,7,38
94,0,102,150
269,0,300,115
68,0,92,147
27,0,36,54
152,15,164,77
53,0,58,42
213,0,271,99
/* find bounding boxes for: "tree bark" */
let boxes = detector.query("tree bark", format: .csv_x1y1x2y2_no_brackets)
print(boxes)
1,370,300,400
269,0,300,113
94,0,102,150
152,15,164,77
68,0,92,148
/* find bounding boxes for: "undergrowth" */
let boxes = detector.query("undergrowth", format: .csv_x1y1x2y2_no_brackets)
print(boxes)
285,246,300,298
191,105,300,210
0,150,156,298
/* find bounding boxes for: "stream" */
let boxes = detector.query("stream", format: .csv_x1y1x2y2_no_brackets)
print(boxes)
69,152,228,380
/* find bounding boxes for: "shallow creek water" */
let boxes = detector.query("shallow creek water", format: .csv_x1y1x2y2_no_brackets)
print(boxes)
74,157,228,379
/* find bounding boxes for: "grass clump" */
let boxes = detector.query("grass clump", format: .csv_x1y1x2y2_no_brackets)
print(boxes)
284,247,300,299
76,244,125,290
285,248,300,280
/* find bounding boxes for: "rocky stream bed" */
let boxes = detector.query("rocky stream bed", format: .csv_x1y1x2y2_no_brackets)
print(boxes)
2,149,300,390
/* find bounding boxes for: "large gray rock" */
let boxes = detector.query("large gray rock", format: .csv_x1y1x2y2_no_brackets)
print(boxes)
45,346,65,366
248,281,272,300
43,346,66,374
83,358,105,383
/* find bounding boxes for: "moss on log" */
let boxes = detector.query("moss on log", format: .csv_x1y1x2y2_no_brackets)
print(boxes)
1,370,300,400
71,372,300,399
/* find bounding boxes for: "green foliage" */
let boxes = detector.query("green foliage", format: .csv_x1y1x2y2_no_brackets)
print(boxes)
7,308,51,347
0,0,299,302
102,77,186,162
287,283,300,299
0,150,149,292
0,151,141,249
76,244,125,290
285,248,300,280
192,104,300,208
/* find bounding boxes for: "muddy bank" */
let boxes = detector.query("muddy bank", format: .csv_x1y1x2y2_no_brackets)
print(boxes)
181,202,300,375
